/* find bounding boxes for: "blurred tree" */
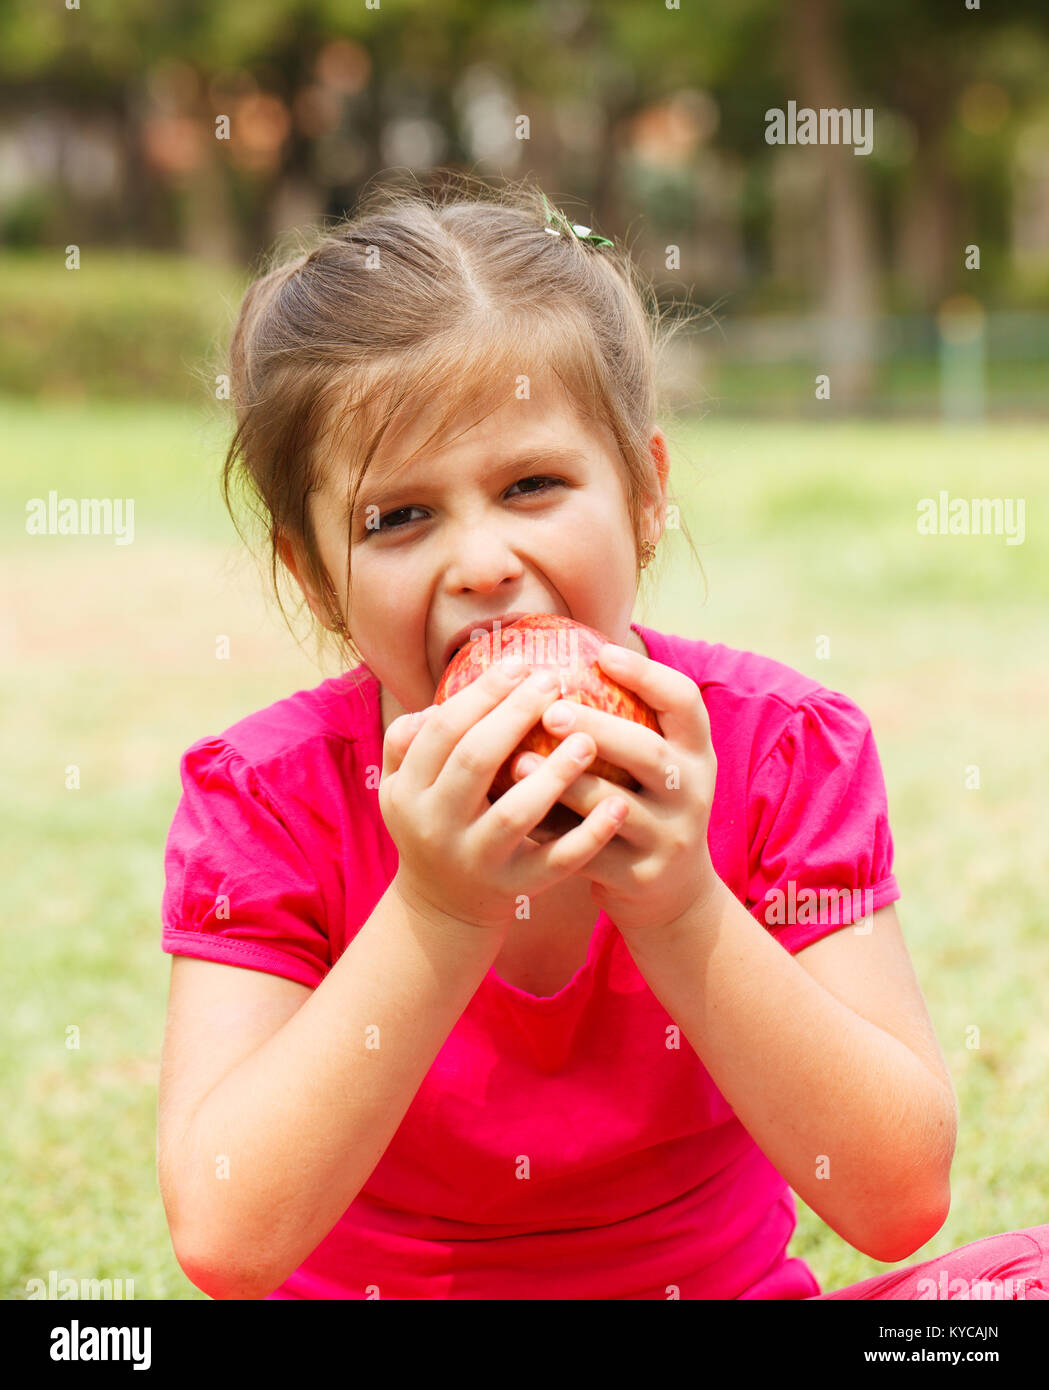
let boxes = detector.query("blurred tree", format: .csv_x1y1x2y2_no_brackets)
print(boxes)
790,0,878,406
1,0,1047,337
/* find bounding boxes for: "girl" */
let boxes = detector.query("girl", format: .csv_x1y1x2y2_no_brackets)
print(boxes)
158,173,1048,1301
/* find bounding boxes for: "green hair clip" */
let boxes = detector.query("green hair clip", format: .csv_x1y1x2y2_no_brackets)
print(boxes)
541,192,614,249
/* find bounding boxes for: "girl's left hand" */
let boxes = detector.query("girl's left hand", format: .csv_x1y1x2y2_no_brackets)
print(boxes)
510,642,722,935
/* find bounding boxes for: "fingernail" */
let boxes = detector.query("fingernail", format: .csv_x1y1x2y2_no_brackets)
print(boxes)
545,700,575,729
516,753,542,775
530,670,558,691
565,734,592,761
502,659,527,680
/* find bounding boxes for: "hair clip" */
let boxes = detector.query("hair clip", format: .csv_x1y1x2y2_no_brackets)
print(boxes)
541,192,614,249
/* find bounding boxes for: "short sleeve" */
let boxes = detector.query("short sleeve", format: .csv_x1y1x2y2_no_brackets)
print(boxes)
745,692,900,954
161,737,331,988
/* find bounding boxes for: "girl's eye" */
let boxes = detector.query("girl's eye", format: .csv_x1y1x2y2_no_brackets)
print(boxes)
506,475,563,499
373,505,427,532
372,477,563,533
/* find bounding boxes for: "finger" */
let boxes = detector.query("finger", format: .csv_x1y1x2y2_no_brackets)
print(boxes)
596,643,711,748
381,709,431,779
406,661,531,788
519,780,629,888
479,730,597,844
512,751,644,842
433,670,564,812
537,700,667,792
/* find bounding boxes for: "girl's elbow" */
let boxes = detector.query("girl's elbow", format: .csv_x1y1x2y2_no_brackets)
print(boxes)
867,1095,956,1262
862,1185,952,1265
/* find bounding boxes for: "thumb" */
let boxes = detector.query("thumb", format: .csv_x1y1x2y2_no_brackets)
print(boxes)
381,707,433,778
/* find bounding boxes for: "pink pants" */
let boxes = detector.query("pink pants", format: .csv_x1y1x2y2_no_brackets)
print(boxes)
807,1223,1049,1299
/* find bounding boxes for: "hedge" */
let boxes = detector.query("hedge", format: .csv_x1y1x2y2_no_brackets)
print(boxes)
0,252,247,400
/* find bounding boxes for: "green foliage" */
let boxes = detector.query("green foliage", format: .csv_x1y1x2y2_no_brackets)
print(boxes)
0,252,246,401
2,250,1045,412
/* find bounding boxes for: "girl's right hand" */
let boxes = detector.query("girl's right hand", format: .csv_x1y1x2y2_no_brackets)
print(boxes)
379,662,625,932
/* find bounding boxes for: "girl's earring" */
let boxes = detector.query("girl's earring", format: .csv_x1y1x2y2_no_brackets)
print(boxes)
639,539,657,569
329,610,349,638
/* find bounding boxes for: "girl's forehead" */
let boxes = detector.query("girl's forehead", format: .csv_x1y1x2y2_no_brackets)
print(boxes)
366,383,597,478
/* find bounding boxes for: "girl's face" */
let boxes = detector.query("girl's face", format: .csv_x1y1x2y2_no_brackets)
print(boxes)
283,369,668,722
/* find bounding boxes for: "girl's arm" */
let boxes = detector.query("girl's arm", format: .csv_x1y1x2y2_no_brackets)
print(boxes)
618,895,957,1264
161,879,508,1299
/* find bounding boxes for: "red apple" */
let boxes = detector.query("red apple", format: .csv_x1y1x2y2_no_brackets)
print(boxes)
434,614,660,835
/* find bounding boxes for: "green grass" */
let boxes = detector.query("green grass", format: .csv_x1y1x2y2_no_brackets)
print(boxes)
2,397,1047,1299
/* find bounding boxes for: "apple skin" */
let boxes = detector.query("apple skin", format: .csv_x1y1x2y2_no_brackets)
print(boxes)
434,614,660,831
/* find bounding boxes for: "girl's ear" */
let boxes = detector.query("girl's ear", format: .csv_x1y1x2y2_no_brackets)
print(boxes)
645,428,670,539
276,532,332,627
276,531,304,588
648,428,670,491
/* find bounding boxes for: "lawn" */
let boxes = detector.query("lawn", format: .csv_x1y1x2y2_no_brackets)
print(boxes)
2,396,1046,1299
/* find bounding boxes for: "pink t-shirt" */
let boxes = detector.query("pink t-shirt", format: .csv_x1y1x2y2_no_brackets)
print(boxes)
161,622,900,1300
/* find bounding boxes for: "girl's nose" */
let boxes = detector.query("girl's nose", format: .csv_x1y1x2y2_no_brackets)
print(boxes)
444,534,523,587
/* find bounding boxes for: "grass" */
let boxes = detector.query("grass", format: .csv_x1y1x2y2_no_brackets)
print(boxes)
2,396,1047,1299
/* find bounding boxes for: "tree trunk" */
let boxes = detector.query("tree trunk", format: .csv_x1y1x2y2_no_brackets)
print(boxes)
791,0,879,408
894,75,955,313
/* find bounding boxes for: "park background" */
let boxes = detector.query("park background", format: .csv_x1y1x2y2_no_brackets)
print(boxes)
1,0,1046,1300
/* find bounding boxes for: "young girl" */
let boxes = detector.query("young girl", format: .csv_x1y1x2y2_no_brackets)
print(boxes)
158,174,1048,1301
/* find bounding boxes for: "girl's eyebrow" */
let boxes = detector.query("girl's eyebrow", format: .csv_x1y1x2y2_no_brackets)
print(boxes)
343,445,589,522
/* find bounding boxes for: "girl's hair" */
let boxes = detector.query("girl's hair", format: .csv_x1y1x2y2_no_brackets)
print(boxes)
221,168,703,669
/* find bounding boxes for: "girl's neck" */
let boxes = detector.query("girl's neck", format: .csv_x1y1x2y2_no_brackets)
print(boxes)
379,683,409,737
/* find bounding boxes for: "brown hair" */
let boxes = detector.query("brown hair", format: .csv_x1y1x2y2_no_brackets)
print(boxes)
221,169,704,671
